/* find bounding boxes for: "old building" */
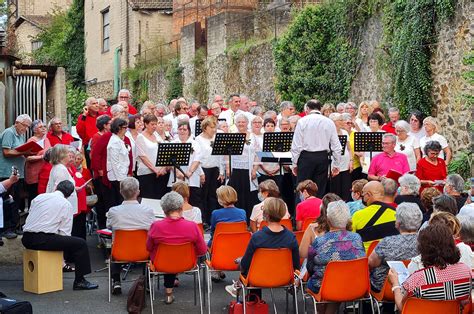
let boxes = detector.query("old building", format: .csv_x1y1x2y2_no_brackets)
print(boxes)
84,0,173,99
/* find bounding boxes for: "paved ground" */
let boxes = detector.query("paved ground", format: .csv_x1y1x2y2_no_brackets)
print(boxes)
0,234,304,314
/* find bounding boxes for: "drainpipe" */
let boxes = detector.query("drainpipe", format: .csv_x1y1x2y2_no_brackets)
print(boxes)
113,46,122,98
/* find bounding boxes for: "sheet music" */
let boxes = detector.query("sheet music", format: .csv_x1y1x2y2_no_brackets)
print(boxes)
36,139,45,149
141,198,165,218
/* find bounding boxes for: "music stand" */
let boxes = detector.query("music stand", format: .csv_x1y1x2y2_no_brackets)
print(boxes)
156,142,192,183
354,132,383,160
262,132,294,175
338,135,347,155
211,133,246,179
195,118,226,137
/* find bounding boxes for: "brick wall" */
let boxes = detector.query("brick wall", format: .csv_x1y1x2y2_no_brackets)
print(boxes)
16,0,72,17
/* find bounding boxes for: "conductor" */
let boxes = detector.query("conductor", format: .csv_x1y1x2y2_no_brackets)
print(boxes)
291,99,342,198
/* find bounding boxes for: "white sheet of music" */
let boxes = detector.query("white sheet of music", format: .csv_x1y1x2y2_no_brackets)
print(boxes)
141,198,165,219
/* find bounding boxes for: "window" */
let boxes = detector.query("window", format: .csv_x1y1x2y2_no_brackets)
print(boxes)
102,8,110,52
31,41,43,51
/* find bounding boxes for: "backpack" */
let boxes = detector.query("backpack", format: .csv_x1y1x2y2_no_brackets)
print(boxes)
127,275,146,314
0,292,33,314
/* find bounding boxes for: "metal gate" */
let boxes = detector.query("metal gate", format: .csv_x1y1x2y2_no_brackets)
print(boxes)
14,70,47,131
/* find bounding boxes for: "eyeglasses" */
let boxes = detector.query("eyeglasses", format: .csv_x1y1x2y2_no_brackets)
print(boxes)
252,121,263,124
121,126,128,129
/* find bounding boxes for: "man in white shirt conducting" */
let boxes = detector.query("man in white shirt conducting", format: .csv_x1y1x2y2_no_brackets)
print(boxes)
22,180,98,290
291,99,342,198
107,177,155,295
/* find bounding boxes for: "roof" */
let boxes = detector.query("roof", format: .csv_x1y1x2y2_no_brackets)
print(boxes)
128,0,173,10
14,15,51,29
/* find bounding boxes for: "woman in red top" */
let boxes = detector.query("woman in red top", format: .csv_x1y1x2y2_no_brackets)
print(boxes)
295,180,322,230
37,149,53,194
415,140,447,194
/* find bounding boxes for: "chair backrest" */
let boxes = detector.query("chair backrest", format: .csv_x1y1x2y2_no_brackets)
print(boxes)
210,231,252,270
258,219,293,231
246,248,294,288
111,229,149,262
402,298,460,314
197,223,204,237
214,221,247,237
294,231,304,246
302,217,318,231
366,240,379,256
152,242,197,273
319,257,370,302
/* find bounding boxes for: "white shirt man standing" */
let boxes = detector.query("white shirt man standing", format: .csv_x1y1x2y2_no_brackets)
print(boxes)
219,94,243,133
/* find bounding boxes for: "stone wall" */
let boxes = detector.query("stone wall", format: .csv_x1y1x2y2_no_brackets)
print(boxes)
148,69,168,103
180,23,198,99
86,80,114,100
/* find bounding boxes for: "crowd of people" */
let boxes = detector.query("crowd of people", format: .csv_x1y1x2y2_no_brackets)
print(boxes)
0,90,472,311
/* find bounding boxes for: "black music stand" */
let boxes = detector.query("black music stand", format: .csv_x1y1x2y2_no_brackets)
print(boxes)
338,135,348,155
262,132,294,175
211,133,245,179
354,132,383,159
195,118,226,137
156,142,192,183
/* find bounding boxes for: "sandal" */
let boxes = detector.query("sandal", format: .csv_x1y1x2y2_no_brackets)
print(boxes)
164,293,175,305
63,264,75,272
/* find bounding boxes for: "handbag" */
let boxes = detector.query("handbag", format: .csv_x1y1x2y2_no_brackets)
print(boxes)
127,275,146,314
86,194,98,207
228,294,269,314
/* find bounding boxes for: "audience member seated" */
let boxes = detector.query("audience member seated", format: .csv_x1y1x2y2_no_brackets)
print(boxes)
457,214,474,250
0,174,19,242
444,174,468,211
249,179,289,232
307,201,365,314
419,194,459,231
381,178,398,208
146,191,206,304
22,180,98,290
226,197,300,298
295,180,322,230
367,133,410,181
208,185,247,247
395,174,424,213
106,177,155,295
388,224,472,312
299,193,340,259
409,212,473,272
368,203,422,292
419,187,441,223
352,181,398,251
416,140,447,194
347,179,368,216
172,181,202,224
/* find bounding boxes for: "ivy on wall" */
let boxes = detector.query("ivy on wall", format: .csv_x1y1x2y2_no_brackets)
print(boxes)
165,58,184,102
191,48,209,104
273,0,457,116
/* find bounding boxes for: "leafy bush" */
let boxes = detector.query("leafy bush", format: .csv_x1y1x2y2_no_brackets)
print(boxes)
165,58,183,101
66,81,88,122
447,150,472,183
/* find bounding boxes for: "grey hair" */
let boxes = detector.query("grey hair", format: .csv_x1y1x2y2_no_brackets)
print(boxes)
279,101,294,111
381,178,398,197
49,144,70,165
289,115,300,124
235,113,249,123
329,112,343,121
341,113,352,121
446,174,465,193
388,107,400,114
263,110,277,120
395,120,410,133
120,177,140,200
279,117,290,126
97,97,106,104
423,140,442,155
398,173,421,195
252,115,263,123
31,119,44,132
396,202,423,232
326,200,351,229
336,103,346,111
110,104,124,116
155,103,167,112
457,214,474,243
383,133,397,143
250,106,263,116
85,97,97,107
161,191,184,215
118,89,131,97
345,102,357,109
47,117,62,129
16,114,32,124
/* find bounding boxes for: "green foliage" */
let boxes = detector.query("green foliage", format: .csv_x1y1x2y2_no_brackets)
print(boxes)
165,58,183,101
32,0,84,87
122,63,150,104
191,48,209,104
273,1,368,110
66,81,87,122
381,0,456,118
448,149,472,182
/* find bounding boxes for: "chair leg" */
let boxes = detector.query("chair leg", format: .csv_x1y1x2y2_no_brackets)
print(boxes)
197,268,203,314
148,269,154,314
108,260,111,302
206,267,212,314
270,288,277,313
193,272,197,306
242,287,247,314
294,285,299,314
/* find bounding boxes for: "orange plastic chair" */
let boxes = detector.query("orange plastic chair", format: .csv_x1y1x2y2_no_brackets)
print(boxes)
197,223,205,237
258,219,293,231
371,260,410,304
148,242,203,314
108,230,149,302
402,298,460,314
205,231,251,313
239,248,298,314
305,257,374,313
214,221,247,236
366,240,379,257
294,231,304,246
301,216,318,231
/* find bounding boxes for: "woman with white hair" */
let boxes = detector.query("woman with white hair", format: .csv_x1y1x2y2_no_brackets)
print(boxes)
368,202,422,293
329,113,352,201
395,120,421,171
306,200,365,313
395,174,425,212
228,114,260,219
419,116,451,163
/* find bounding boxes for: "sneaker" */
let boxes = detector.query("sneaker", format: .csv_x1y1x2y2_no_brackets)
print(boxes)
225,280,241,298
2,231,17,239
112,280,122,295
